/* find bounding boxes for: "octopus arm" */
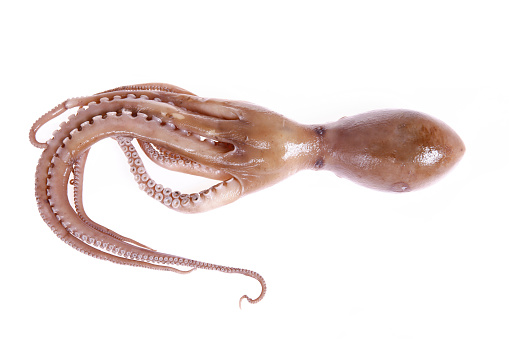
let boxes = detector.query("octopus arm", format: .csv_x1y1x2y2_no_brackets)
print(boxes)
71,150,155,250
34,100,265,305
95,82,196,96
138,140,230,181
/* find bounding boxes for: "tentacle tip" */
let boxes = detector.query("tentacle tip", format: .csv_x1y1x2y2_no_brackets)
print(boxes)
239,295,249,310
238,294,258,309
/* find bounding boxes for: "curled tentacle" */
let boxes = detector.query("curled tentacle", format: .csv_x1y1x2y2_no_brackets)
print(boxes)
29,101,68,148
115,136,242,213
238,270,267,309
33,99,265,304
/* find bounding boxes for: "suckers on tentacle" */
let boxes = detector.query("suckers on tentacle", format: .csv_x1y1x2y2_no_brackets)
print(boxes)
32,92,266,306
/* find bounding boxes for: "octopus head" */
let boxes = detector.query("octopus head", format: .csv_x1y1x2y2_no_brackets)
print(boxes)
321,109,465,192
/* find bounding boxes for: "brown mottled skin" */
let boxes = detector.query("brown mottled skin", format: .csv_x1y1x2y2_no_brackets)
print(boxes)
30,83,465,306
321,109,465,192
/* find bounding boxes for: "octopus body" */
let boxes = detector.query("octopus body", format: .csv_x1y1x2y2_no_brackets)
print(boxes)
30,83,465,306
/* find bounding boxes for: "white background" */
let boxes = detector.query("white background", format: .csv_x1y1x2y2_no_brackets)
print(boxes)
2,1,508,338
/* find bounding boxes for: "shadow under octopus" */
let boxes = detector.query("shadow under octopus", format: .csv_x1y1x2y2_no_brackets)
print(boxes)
30,83,465,307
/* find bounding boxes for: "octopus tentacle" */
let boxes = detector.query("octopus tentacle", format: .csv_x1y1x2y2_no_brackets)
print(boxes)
34,102,264,303
59,105,244,211
138,140,230,180
95,82,196,96
36,142,194,274
156,93,240,120
85,95,237,152
28,91,187,149
126,95,242,141
71,149,155,250
29,101,68,148
80,99,236,166
31,91,240,154
115,136,242,213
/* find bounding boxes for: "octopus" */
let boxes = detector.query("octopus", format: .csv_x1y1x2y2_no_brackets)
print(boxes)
30,83,465,307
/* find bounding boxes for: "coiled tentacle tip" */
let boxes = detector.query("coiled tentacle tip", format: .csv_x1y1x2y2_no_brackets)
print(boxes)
238,294,262,309
239,295,249,309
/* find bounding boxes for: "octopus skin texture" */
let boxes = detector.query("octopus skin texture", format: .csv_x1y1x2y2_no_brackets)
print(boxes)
30,83,465,306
